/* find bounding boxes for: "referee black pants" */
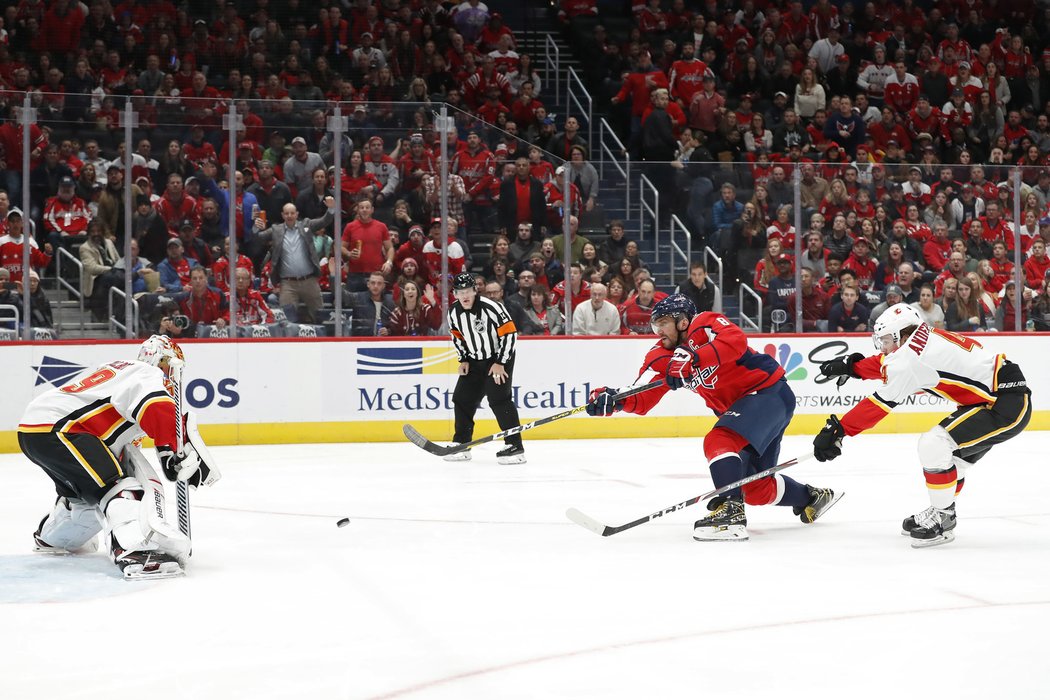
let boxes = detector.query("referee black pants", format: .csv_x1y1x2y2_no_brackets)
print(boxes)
453,357,522,447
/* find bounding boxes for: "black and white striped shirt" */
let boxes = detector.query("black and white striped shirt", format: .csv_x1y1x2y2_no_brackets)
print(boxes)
448,296,517,364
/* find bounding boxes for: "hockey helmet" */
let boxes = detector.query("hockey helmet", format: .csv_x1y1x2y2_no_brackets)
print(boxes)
872,303,922,353
452,272,477,291
138,334,184,372
650,293,697,333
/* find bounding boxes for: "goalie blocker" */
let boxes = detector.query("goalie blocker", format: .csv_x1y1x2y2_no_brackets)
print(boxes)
17,335,220,579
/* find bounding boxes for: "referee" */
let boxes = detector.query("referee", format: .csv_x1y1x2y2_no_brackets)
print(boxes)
446,272,526,464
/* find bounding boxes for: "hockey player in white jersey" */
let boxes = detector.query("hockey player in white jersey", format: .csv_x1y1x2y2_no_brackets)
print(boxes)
812,304,1031,547
17,335,219,578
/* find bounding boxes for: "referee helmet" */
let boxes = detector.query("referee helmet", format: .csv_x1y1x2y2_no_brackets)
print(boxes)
452,272,477,291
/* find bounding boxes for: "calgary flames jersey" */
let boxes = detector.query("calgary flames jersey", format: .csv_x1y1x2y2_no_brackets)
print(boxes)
841,325,1011,436
19,360,179,456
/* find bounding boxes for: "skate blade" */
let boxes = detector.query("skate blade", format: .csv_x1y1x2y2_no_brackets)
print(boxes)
693,525,749,542
442,452,472,462
122,561,185,581
497,454,527,465
802,491,845,524
910,530,956,549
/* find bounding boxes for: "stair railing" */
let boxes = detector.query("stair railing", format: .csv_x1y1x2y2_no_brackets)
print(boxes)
668,214,693,288
108,285,139,337
55,247,85,335
639,174,660,261
545,35,560,107
738,283,763,332
702,246,724,302
566,67,593,148
598,118,630,222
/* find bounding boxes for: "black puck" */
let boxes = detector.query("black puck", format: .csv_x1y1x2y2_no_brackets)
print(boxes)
336,517,350,528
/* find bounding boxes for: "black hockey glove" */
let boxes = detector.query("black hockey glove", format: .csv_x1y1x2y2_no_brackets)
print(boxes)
586,387,624,416
157,444,211,488
813,415,846,462
819,353,865,381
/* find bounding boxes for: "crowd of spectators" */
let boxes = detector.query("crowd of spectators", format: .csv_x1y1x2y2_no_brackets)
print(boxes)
0,0,638,337
3,1,1050,338
567,0,1050,332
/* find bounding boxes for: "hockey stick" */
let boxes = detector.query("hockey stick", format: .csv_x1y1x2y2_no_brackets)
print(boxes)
169,359,191,542
402,379,666,457
566,452,815,537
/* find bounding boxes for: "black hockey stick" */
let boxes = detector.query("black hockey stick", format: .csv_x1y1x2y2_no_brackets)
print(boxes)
402,379,666,457
566,452,815,537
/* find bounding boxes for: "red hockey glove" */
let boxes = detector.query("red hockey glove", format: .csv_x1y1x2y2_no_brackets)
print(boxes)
665,346,699,390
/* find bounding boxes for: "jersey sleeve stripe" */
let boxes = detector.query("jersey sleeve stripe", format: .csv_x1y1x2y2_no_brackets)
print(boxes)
133,394,176,425
17,423,55,432
868,394,896,413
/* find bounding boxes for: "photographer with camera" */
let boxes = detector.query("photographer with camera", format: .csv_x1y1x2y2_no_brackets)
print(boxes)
165,267,228,337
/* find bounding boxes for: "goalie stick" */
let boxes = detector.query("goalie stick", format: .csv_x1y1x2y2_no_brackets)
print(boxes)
566,452,816,537
169,359,191,543
402,379,665,457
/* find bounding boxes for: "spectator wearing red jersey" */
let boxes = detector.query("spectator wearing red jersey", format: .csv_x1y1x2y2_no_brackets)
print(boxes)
42,176,91,249
884,61,920,114
154,173,200,238
211,237,254,294
454,131,498,239
341,199,394,292
1023,240,1050,290
173,266,229,336
620,278,663,334
668,42,708,108
611,51,669,140
978,201,1014,248
421,217,467,290
394,225,429,281
923,221,953,272
41,0,85,59
550,261,591,311
397,134,435,195
233,267,275,326
842,237,877,291
387,280,441,336
0,209,51,284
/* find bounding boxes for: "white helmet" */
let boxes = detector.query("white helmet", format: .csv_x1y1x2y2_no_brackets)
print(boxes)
872,303,922,352
137,335,184,371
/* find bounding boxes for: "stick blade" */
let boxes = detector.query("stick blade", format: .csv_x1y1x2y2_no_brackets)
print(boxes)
565,508,611,537
402,424,453,456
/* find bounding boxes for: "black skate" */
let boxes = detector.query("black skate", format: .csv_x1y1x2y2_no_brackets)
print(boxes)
906,504,957,548
496,444,526,465
693,497,748,541
794,486,844,524
113,540,185,581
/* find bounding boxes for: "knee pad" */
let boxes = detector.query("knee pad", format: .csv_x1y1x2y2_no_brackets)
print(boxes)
742,475,784,506
36,497,103,552
704,427,749,463
917,426,958,472
101,478,191,566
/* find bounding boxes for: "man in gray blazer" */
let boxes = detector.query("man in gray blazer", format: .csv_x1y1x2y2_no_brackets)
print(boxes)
253,196,335,323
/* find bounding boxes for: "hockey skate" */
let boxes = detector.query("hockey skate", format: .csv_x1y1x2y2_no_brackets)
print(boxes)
113,540,185,580
905,504,957,548
794,486,844,524
443,444,471,462
496,444,526,465
693,497,748,541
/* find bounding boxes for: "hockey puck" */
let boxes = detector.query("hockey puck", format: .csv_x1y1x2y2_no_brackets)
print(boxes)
336,518,350,528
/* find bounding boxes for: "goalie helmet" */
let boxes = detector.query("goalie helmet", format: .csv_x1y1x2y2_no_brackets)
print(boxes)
872,303,922,352
650,293,697,328
137,335,184,372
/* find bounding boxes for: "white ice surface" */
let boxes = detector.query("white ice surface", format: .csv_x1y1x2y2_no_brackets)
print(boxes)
1,433,1048,700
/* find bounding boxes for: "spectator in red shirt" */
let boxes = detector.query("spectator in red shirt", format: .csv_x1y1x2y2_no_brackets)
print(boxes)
341,199,394,292
233,267,275,326
154,173,200,238
1024,240,1050,290
175,266,229,336
499,156,547,236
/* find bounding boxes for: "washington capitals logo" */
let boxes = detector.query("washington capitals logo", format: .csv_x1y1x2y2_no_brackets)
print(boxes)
763,343,808,381
31,356,87,387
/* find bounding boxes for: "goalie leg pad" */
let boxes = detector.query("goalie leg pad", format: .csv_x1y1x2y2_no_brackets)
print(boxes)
101,477,191,567
35,497,103,553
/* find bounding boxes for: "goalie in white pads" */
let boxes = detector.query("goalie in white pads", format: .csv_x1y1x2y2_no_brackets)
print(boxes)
17,335,220,578
813,304,1031,548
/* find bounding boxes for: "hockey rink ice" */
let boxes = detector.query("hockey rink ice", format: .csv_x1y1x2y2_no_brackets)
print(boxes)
1,433,1048,699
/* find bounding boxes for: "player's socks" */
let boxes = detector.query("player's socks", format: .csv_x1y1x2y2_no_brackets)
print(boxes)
708,453,746,497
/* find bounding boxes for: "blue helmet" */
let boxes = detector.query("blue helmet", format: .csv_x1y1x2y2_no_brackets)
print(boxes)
650,293,697,325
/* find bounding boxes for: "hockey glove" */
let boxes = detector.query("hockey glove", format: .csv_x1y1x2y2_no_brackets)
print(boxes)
586,387,624,416
157,444,213,488
819,353,865,381
665,346,699,390
813,415,846,462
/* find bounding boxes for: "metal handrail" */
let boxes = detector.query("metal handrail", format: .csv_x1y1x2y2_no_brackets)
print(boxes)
108,285,139,337
0,302,19,330
639,174,660,260
566,67,593,148
738,283,763,332
702,246,724,295
545,34,560,107
55,247,85,335
668,215,692,287
598,118,630,222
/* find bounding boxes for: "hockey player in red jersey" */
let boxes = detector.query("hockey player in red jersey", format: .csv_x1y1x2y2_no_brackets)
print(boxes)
813,304,1031,548
17,335,220,578
586,294,841,541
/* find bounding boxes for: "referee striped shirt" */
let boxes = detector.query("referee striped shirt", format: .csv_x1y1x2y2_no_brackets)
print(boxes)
448,296,517,364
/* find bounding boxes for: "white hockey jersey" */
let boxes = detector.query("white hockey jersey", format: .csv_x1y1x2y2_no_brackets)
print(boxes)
19,360,178,455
